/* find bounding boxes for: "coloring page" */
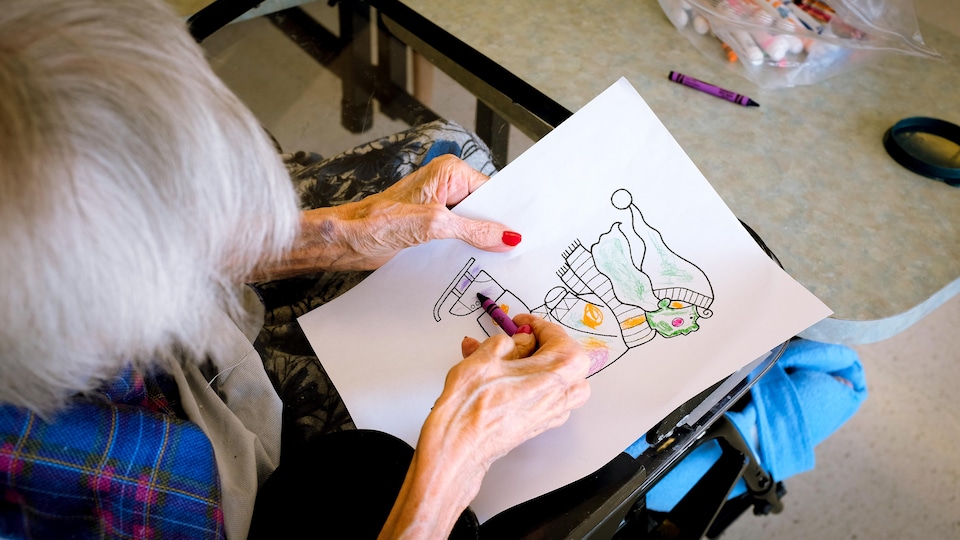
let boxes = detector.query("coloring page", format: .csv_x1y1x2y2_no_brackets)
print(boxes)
298,78,832,521
435,188,716,378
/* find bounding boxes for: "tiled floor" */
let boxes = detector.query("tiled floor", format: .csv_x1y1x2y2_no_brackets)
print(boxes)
202,1,958,538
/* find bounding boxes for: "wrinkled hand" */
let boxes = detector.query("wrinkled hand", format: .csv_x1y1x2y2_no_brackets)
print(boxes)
378,314,591,538
434,313,591,472
303,154,519,271
249,155,521,281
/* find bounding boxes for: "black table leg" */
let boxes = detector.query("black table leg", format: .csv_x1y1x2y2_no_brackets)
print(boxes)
476,101,509,169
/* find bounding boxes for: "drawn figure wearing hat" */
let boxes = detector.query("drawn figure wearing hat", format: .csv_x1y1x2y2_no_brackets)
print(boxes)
434,189,714,376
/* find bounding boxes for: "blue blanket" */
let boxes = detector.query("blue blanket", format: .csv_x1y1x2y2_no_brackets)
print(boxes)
626,339,868,511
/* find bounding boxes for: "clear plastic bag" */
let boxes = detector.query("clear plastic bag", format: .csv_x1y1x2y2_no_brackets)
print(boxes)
658,0,940,88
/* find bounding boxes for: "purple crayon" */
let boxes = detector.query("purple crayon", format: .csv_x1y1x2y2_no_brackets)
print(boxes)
477,293,520,336
668,71,759,107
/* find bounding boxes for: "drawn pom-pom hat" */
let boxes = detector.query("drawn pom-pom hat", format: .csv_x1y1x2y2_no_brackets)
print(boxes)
611,189,714,318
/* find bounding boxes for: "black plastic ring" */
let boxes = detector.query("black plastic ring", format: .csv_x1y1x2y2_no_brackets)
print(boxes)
883,116,960,186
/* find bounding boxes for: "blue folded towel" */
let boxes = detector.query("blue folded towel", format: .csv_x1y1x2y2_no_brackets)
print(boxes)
627,339,868,511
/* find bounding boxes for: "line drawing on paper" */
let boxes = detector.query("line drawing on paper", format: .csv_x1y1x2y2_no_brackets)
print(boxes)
433,189,714,376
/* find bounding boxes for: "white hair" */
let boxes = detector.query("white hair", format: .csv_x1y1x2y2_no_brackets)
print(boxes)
0,0,300,414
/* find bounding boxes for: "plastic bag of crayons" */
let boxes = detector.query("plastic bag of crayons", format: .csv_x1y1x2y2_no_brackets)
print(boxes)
658,0,939,88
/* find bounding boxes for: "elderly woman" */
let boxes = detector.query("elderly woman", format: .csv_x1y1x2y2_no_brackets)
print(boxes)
0,0,590,538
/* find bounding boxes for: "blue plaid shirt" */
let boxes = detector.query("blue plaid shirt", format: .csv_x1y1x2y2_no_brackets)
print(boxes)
0,368,225,539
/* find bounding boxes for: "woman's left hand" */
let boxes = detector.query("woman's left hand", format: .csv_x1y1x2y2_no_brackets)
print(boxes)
255,154,521,279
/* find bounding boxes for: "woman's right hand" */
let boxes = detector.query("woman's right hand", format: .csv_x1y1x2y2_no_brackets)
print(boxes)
444,313,592,469
378,314,591,539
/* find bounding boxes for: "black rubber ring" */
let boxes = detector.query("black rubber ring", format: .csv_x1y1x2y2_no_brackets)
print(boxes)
883,116,960,186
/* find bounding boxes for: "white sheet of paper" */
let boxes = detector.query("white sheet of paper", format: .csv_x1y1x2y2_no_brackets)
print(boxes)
298,78,832,522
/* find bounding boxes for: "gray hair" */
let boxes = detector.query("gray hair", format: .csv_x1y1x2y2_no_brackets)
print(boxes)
0,0,300,414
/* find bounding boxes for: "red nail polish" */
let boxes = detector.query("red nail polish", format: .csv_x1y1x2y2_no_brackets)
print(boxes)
515,325,533,335
502,231,522,246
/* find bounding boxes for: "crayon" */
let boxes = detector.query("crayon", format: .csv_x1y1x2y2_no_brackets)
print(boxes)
719,39,739,62
797,5,830,24
798,0,835,22
750,0,804,29
667,1,690,27
668,71,759,107
750,30,790,61
731,30,765,65
717,0,772,26
692,13,711,35
477,293,520,336
784,33,805,54
785,2,826,33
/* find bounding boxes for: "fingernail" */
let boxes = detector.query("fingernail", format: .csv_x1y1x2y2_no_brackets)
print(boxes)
515,324,532,334
502,231,522,246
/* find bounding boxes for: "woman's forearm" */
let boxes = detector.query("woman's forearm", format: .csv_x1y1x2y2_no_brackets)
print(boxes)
248,204,370,281
377,405,485,539
377,452,478,539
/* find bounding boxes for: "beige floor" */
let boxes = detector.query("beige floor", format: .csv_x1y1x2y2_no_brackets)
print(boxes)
202,1,959,538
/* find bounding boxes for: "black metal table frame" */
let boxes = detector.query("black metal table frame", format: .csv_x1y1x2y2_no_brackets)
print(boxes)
189,0,568,168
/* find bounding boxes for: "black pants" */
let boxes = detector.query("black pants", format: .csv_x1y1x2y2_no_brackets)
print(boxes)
249,429,479,539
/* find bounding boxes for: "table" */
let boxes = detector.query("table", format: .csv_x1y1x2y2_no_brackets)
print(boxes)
374,0,960,345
